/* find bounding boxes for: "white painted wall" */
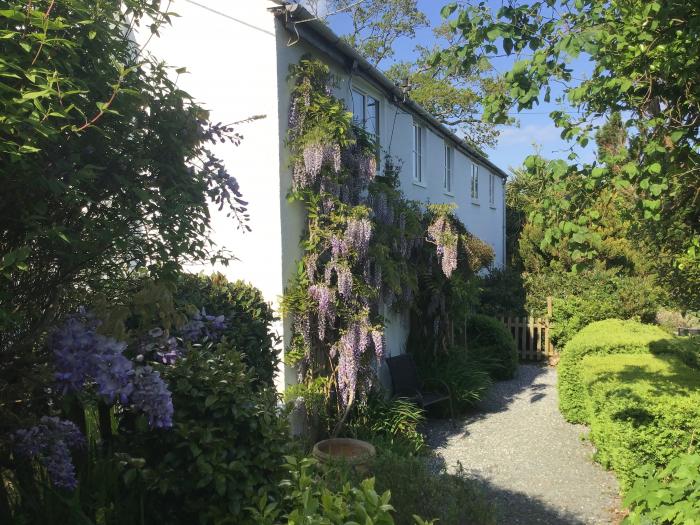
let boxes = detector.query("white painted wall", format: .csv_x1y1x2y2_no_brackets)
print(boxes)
141,1,506,392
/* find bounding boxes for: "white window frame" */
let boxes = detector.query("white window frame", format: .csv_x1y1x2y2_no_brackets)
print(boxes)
470,163,480,202
412,124,424,185
351,88,380,162
444,144,453,194
489,173,496,206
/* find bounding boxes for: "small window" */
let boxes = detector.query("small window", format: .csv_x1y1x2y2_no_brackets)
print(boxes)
413,124,424,183
470,164,479,200
489,173,495,205
352,88,380,159
444,144,453,193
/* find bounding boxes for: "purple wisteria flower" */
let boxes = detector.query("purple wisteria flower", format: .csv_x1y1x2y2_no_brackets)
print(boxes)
330,236,349,259
305,252,318,283
51,314,134,402
303,143,324,182
345,217,372,259
336,265,353,299
427,216,458,277
337,319,370,406
309,284,336,341
131,366,173,429
180,308,228,343
13,417,86,490
370,329,384,361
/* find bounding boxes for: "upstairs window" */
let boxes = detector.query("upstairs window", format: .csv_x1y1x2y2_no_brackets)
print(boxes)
489,173,496,205
352,89,379,158
470,164,479,200
444,144,453,193
412,124,424,183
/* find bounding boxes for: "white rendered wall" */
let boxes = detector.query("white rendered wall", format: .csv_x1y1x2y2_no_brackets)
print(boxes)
142,0,291,390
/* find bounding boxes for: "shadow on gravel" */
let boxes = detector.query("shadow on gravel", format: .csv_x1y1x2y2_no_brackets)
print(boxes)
474,476,589,525
426,364,552,447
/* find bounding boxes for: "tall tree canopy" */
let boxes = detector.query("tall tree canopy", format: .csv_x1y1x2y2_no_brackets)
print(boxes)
307,0,500,149
0,0,248,415
439,0,699,310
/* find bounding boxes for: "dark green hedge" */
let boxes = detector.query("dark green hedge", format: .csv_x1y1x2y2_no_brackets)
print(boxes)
175,273,280,386
465,314,518,380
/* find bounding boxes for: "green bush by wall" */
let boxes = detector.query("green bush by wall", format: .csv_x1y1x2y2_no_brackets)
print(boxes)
175,273,280,386
124,345,289,524
580,353,700,490
465,314,519,380
557,319,692,423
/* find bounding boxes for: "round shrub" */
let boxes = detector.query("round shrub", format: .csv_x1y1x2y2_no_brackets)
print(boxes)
465,314,518,380
124,344,289,524
174,273,279,386
557,319,691,423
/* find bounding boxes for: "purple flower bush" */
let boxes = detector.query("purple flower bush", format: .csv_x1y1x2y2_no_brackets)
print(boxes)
13,417,85,490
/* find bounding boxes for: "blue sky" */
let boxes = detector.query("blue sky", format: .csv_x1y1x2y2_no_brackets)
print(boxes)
321,0,596,175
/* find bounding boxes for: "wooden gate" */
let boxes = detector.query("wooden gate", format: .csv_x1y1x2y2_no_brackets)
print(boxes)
498,297,556,361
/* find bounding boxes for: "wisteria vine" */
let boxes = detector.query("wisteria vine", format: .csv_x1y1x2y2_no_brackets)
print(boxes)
282,58,494,434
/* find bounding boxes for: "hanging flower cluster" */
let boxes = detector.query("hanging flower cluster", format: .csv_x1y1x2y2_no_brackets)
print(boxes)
51,311,173,426
427,213,460,278
13,417,86,490
283,58,494,425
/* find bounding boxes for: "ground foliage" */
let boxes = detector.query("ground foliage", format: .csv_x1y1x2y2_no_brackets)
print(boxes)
281,57,493,435
438,0,700,311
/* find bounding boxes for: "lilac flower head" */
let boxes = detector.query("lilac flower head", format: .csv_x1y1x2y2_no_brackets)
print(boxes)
92,338,134,404
303,143,324,182
180,308,228,343
131,366,173,429
336,265,353,299
309,284,336,341
344,218,372,259
13,417,85,490
370,329,384,361
330,235,349,259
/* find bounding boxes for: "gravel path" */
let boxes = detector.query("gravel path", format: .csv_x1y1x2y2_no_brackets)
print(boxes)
426,364,621,525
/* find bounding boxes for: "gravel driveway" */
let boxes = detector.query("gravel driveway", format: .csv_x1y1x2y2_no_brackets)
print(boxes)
426,364,621,525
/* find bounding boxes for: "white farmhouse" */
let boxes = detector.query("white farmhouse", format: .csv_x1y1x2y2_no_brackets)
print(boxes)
146,0,507,391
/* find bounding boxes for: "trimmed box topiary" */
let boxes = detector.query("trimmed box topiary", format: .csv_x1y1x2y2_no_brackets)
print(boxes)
557,319,693,423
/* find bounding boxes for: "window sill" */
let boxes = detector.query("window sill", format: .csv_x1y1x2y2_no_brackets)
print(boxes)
412,180,427,188
471,200,480,206
443,190,455,197
489,204,497,210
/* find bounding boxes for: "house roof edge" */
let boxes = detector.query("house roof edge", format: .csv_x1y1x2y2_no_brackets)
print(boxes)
270,2,508,180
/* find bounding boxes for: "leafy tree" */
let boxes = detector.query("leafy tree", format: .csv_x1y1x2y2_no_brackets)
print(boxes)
439,0,699,310
0,0,248,479
311,0,500,149
325,0,428,67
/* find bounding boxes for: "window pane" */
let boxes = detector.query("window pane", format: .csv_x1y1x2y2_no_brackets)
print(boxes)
352,90,364,127
366,96,379,136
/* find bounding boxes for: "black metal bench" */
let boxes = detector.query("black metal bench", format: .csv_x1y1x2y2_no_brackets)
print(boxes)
385,354,453,418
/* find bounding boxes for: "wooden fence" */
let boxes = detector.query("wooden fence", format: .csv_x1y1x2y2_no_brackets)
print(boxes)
498,297,556,362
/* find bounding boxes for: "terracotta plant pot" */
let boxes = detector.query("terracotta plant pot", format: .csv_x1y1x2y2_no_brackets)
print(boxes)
312,438,376,473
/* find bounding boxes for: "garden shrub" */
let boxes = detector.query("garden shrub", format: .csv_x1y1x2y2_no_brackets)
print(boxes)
125,344,289,524
348,394,427,456
420,348,492,413
368,449,496,525
175,273,279,386
465,314,518,380
579,353,700,490
557,319,695,423
525,268,662,348
248,456,422,525
623,453,700,524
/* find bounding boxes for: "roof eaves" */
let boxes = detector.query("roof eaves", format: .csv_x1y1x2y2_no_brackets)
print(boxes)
269,2,508,180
